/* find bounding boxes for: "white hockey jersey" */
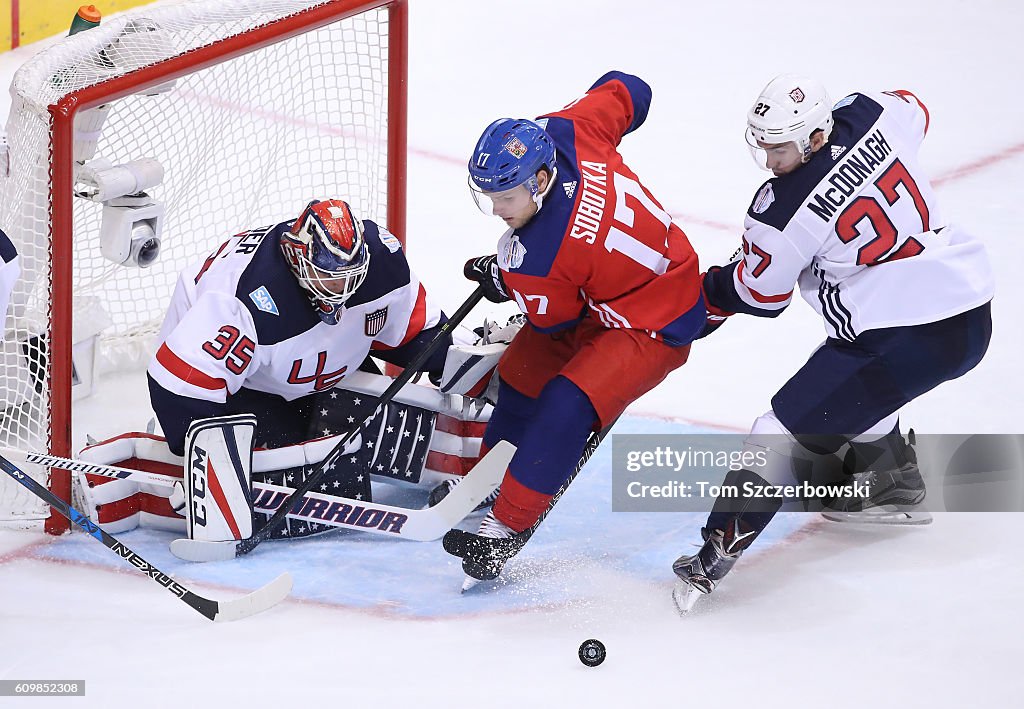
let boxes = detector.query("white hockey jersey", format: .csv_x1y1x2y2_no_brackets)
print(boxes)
705,90,994,340
148,219,442,406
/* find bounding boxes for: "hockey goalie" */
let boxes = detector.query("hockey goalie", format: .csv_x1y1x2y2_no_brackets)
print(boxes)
75,198,522,546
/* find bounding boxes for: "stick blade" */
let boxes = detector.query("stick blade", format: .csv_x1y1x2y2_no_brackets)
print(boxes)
170,537,239,562
212,572,293,622
397,440,514,541
430,441,513,515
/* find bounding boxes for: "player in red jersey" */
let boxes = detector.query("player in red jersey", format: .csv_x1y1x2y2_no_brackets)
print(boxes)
443,71,705,588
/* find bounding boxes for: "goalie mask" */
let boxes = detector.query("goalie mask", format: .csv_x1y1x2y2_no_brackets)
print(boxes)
281,199,370,324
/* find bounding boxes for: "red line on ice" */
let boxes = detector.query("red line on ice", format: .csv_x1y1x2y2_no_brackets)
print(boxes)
932,141,1024,187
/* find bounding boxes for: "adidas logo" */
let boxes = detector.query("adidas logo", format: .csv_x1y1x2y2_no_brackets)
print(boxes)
563,180,577,198
831,145,847,160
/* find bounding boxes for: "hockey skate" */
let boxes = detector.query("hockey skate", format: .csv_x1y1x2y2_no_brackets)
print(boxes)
823,431,931,525
671,522,752,614
427,477,498,511
442,510,528,592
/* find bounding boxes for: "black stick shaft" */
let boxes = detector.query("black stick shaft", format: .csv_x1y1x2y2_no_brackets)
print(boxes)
237,286,485,555
526,420,615,536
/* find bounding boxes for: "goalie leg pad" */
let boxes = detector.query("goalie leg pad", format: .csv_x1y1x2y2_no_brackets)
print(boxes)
184,414,256,542
77,433,186,533
250,436,372,540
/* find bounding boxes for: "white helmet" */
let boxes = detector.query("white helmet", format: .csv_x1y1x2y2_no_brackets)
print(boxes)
745,74,833,166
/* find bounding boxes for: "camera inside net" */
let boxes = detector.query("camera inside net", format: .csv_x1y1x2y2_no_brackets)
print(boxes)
99,195,163,268
75,157,165,268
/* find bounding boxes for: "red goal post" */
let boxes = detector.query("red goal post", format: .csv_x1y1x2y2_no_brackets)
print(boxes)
0,0,408,533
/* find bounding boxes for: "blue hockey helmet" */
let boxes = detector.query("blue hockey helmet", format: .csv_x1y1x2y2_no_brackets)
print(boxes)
468,118,557,216
281,199,370,323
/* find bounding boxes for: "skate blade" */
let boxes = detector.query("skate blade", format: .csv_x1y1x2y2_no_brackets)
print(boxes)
461,575,483,593
672,580,707,614
821,507,933,526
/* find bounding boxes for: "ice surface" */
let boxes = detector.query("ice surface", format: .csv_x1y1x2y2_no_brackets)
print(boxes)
1,1,1022,706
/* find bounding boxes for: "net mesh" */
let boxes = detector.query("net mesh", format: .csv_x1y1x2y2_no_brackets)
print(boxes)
0,0,395,523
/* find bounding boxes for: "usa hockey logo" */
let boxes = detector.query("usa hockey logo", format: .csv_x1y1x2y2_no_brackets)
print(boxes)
364,307,389,336
789,87,806,103
249,286,279,315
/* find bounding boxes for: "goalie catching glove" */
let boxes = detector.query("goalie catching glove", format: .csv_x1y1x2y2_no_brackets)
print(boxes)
438,315,524,402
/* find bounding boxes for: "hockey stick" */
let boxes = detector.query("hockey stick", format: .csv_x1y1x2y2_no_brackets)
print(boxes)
443,419,615,587
0,452,291,622
527,419,615,535
173,286,486,561
0,443,514,542
171,441,512,559
0,447,183,487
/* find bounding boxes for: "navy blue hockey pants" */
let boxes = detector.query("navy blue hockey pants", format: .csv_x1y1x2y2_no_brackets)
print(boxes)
772,301,992,450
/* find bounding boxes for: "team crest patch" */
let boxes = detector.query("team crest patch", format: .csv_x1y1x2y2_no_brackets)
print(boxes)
503,234,527,270
249,286,279,315
504,136,528,159
789,87,806,103
364,306,389,336
378,226,402,253
752,183,775,214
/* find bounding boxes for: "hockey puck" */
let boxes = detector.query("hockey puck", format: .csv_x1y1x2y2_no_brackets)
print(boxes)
578,638,606,667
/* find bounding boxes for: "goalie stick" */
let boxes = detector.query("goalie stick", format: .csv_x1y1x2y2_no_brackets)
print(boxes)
168,440,513,559
173,286,485,561
1,443,514,543
443,419,616,590
0,452,291,622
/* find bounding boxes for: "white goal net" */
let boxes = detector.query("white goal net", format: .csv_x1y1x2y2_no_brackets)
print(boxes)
0,0,406,530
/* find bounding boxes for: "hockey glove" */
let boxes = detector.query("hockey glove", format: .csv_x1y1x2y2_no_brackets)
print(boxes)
464,254,511,303
696,267,734,339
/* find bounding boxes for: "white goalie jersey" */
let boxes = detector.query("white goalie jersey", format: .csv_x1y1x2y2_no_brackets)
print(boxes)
149,219,442,405
706,89,994,340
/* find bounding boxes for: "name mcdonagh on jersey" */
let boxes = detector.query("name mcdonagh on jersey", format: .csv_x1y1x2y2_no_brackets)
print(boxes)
806,129,892,222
